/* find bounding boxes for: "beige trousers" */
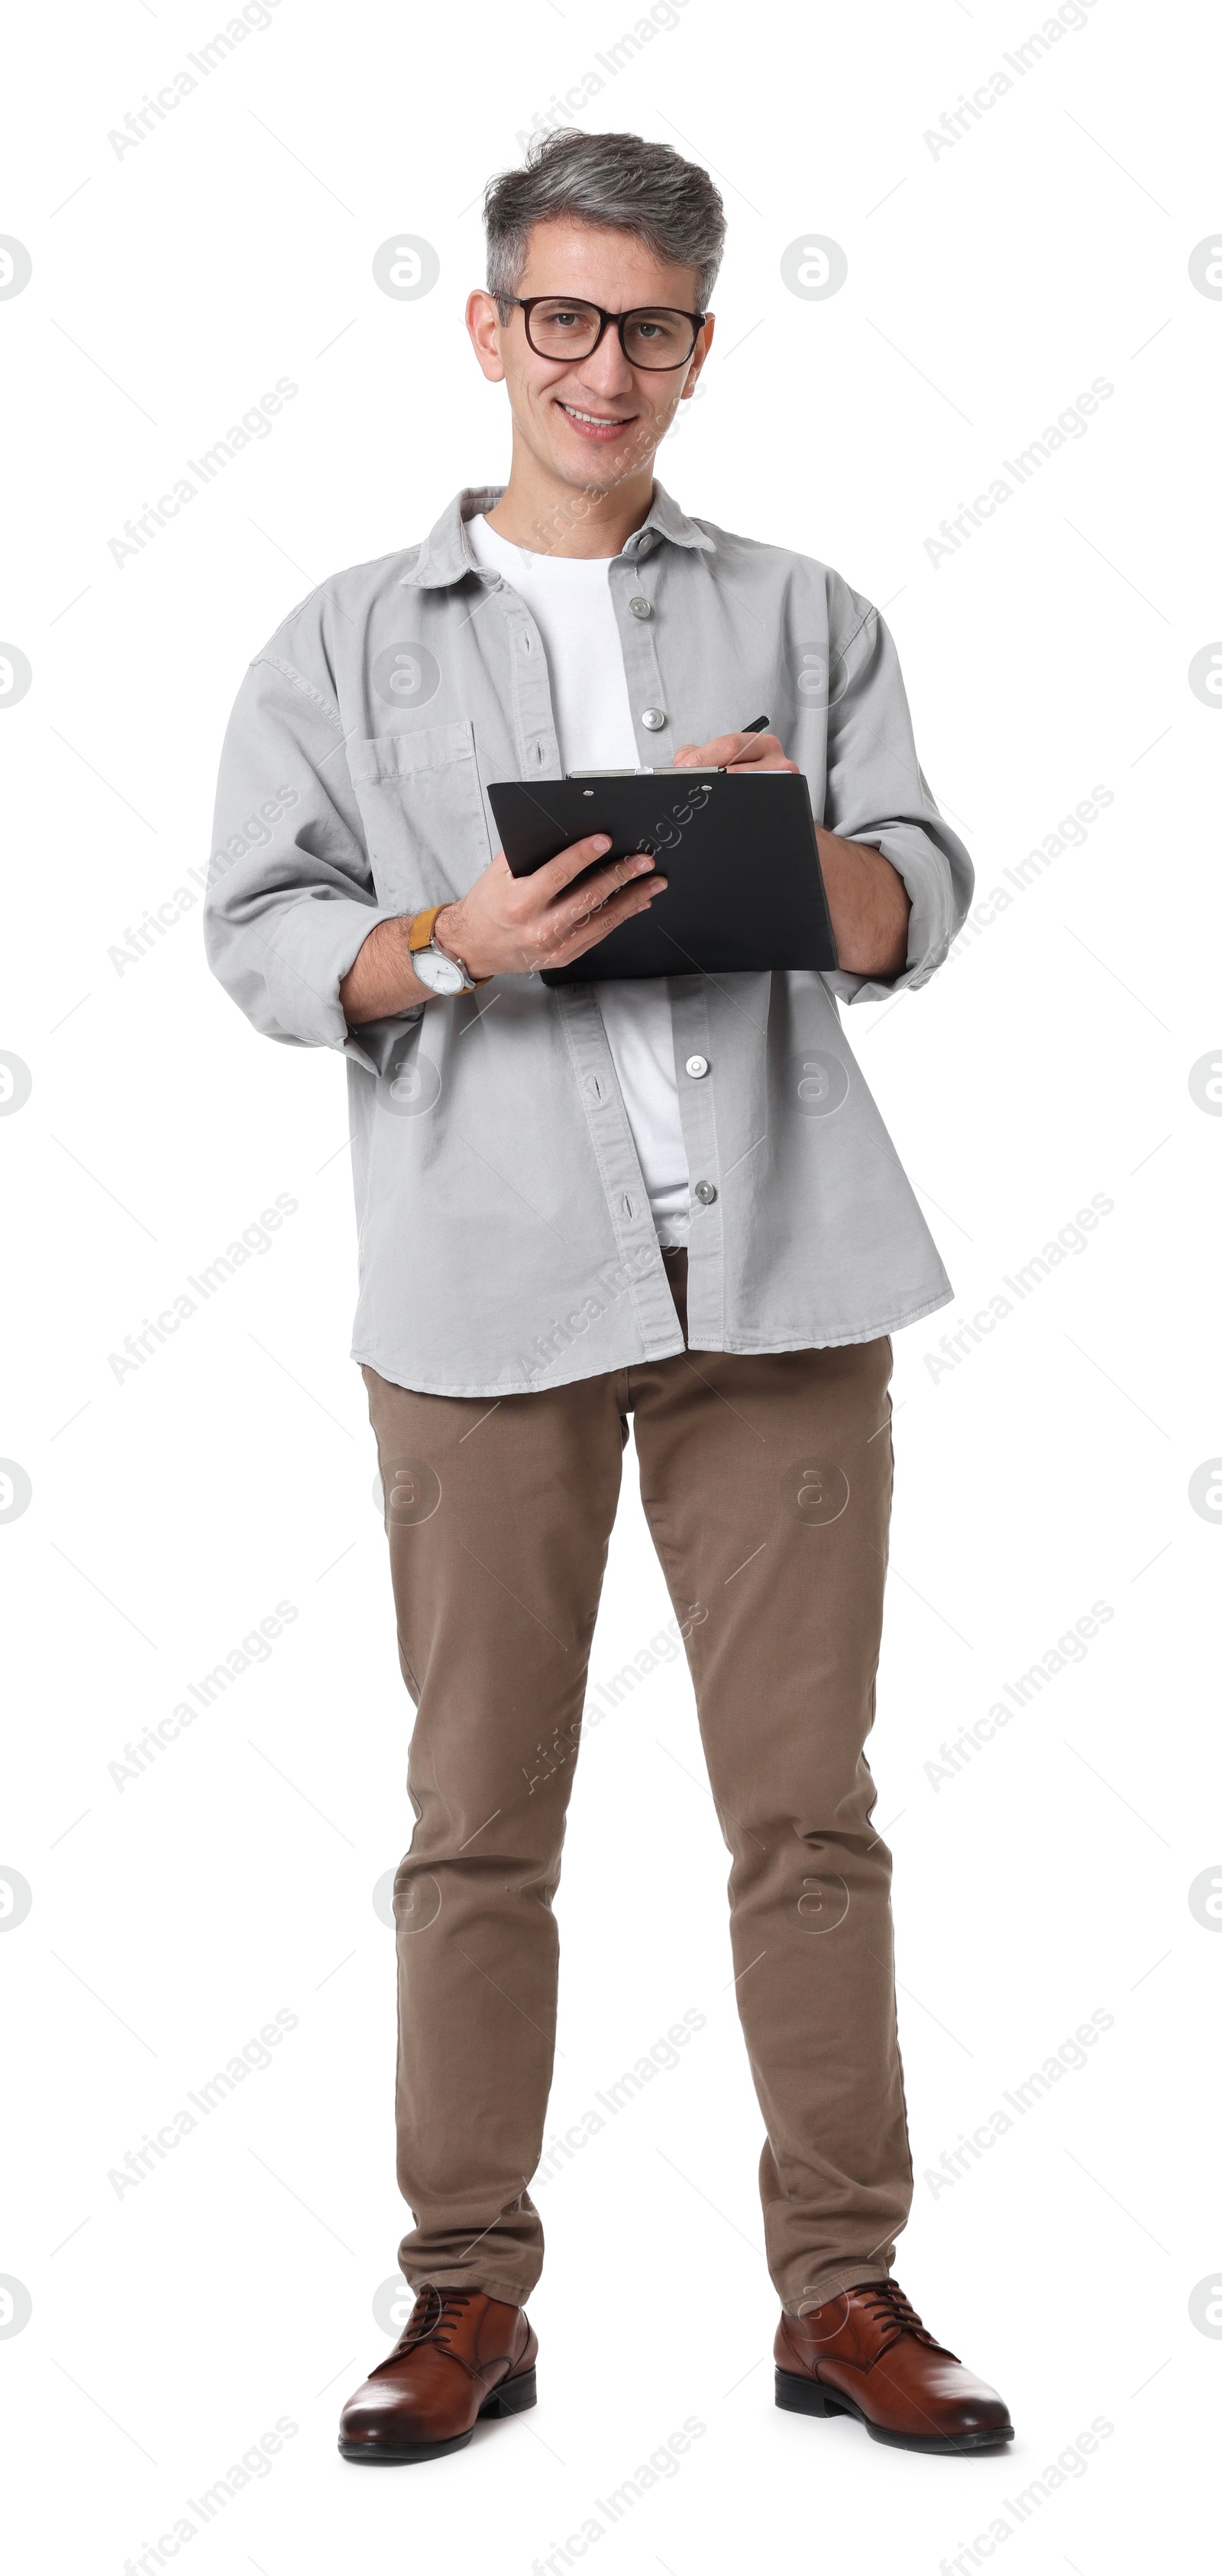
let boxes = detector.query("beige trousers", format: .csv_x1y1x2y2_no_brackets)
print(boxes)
363,1252,912,2314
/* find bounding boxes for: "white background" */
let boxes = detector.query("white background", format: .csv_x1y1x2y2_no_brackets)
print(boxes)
2,1,1219,2568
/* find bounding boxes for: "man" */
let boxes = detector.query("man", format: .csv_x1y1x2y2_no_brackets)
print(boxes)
205,127,1013,2462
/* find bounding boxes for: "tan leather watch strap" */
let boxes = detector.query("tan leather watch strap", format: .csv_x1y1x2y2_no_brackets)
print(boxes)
406,907,489,986
407,905,445,955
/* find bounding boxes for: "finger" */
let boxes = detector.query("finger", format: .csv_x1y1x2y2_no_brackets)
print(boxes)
536,877,667,965
733,745,798,774
723,735,799,774
544,852,656,933
531,855,655,948
675,732,797,772
679,731,758,768
672,739,740,766
557,867,666,940
527,832,621,901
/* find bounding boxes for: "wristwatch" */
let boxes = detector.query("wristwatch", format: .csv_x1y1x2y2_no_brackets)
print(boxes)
407,906,487,997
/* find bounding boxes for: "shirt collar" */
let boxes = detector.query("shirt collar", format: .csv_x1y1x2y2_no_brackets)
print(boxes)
399,483,715,588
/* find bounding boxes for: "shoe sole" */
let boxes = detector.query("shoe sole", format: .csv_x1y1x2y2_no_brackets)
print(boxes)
774,2367,1013,2454
338,2365,538,2464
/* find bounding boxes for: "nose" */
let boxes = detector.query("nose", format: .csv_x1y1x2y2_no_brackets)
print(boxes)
569,325,638,402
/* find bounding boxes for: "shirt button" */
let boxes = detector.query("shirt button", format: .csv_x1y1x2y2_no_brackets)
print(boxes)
685,1054,710,1078
693,1178,717,1205
629,596,651,619
641,707,666,732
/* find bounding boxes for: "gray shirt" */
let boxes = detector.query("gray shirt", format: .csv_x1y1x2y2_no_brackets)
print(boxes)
204,483,972,1397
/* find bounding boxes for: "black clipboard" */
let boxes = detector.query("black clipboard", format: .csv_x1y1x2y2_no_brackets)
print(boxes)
487,771,838,984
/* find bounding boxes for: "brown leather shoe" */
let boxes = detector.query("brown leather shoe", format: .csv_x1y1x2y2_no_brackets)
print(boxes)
338,2284,538,2464
775,2279,1013,2453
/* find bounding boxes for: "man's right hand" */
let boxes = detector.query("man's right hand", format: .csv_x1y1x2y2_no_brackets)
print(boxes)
340,836,665,1023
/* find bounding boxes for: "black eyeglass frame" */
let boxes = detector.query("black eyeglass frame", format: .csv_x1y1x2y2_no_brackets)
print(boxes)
499,294,708,372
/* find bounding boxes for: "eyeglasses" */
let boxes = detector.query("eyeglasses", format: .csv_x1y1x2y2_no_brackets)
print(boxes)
502,295,706,371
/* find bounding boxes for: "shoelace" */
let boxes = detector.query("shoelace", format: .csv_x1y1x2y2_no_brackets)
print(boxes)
395,2284,477,2364
853,2279,955,2356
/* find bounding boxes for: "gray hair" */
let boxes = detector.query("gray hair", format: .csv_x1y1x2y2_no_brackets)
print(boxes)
483,128,726,315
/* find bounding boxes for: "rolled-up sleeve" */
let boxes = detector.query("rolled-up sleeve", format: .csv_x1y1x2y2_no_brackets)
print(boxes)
204,643,400,1065
820,588,973,1006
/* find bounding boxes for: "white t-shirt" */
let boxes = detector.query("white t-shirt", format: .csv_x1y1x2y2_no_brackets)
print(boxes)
464,511,690,1246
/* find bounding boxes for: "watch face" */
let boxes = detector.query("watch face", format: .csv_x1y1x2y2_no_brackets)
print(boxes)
415,945,466,995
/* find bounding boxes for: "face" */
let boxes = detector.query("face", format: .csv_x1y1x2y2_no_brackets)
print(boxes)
467,217,714,496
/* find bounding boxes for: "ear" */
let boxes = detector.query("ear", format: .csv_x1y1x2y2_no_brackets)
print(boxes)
467,289,507,383
681,312,715,399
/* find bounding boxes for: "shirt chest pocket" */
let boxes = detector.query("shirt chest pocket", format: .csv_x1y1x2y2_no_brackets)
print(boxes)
348,721,493,910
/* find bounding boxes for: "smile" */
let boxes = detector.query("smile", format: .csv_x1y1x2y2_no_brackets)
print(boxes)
558,402,635,438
